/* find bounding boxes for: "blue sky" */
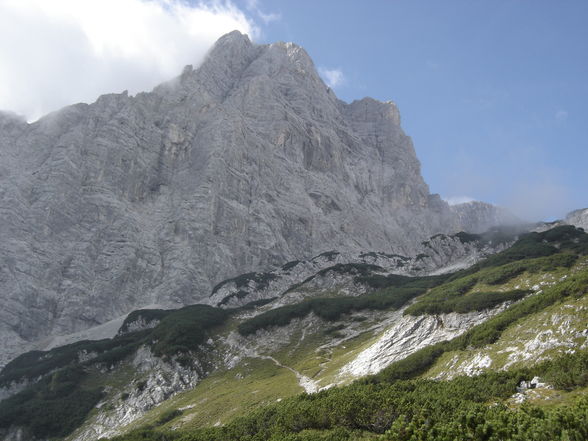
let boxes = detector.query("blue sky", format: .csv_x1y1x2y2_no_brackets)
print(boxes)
241,0,588,220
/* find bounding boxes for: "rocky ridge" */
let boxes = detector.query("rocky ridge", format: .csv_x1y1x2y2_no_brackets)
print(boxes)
0,228,514,368
566,208,588,231
0,31,517,365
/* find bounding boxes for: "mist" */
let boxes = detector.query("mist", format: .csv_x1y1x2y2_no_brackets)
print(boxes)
439,145,577,223
0,0,258,121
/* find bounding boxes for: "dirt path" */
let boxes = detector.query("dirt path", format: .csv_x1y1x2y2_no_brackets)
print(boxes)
258,355,320,393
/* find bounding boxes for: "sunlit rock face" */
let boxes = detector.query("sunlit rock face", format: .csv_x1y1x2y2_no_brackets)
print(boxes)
0,31,508,364
566,208,588,231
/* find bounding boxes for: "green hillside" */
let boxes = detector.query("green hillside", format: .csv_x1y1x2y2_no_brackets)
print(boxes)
1,226,587,441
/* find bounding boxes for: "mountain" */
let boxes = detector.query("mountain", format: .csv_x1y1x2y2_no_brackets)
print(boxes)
566,208,588,231
450,201,520,233
0,31,515,366
532,207,588,233
0,225,587,441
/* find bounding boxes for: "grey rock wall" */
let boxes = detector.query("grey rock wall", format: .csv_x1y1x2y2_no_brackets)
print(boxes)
0,31,510,365
565,208,588,231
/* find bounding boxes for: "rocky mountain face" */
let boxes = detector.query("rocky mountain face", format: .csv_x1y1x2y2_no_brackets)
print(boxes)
207,231,514,309
532,207,588,233
0,31,515,365
450,201,520,233
566,208,588,231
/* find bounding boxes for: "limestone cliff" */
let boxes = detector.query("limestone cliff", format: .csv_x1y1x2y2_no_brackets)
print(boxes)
0,31,509,365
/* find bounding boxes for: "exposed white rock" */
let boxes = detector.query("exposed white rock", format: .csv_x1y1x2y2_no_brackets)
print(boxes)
454,353,494,377
431,297,588,379
340,306,507,378
565,208,588,231
70,346,206,441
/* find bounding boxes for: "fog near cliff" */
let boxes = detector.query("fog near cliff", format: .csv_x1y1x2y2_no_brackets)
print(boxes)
440,146,575,222
0,0,258,121
504,180,573,223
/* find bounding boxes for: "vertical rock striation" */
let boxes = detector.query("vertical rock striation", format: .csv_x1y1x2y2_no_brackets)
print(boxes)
0,31,510,364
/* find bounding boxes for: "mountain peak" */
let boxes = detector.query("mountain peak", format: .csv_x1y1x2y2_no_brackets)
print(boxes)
0,32,515,367
210,29,252,52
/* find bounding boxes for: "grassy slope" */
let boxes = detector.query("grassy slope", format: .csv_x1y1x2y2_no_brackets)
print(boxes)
3,226,588,440
425,279,588,379
119,314,388,434
129,357,304,431
116,261,588,437
111,251,588,439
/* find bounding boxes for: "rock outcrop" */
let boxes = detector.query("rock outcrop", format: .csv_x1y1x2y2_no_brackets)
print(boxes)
0,31,512,365
533,207,588,233
566,208,588,231
450,201,519,233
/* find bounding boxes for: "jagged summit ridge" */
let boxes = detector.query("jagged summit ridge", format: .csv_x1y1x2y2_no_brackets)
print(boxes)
0,31,509,365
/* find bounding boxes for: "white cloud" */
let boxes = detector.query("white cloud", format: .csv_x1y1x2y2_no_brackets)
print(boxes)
444,196,475,206
318,67,345,89
0,0,258,121
245,0,280,24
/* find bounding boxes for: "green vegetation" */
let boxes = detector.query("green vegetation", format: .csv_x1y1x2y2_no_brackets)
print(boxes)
372,267,588,384
315,263,384,278
0,305,231,440
452,231,480,243
211,272,278,295
218,290,249,306
474,225,588,270
404,275,478,315
0,367,103,439
119,309,172,334
238,297,278,310
452,226,524,247
241,227,588,333
0,331,148,387
314,251,340,261
541,349,588,390
154,409,184,427
406,288,530,315
359,251,409,261
1,305,230,388
282,260,302,271
406,226,588,316
3,225,588,441
353,273,446,290
148,305,229,358
125,356,305,432
108,347,588,441
478,253,578,285
237,285,427,336
423,293,588,379
241,272,450,336
285,263,388,294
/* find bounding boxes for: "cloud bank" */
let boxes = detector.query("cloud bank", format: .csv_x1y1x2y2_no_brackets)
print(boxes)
0,0,258,121
319,67,345,89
